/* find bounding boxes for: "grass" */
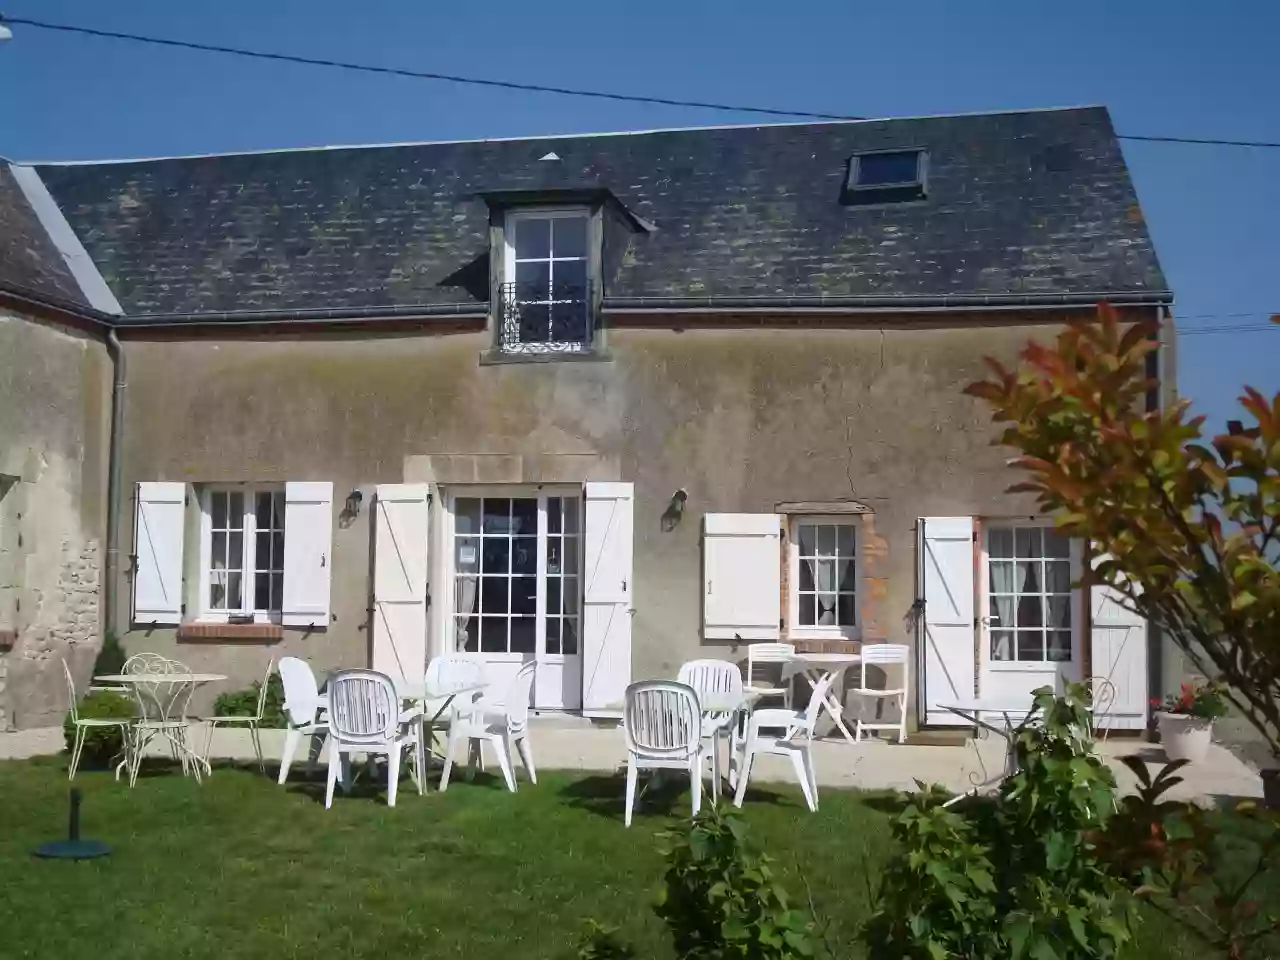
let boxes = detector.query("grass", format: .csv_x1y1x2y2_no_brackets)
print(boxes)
0,755,1275,959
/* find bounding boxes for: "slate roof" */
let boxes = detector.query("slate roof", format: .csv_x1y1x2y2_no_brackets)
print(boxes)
30,106,1168,322
0,161,91,310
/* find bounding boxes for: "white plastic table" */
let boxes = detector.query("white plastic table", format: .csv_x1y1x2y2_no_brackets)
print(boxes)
786,653,862,746
395,678,488,792
95,673,227,778
937,697,1035,806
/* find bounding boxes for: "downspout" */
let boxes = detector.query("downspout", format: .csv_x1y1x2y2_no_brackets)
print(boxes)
103,327,125,642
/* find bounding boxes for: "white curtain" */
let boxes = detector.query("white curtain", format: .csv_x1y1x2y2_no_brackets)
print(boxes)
455,577,478,651
806,557,853,625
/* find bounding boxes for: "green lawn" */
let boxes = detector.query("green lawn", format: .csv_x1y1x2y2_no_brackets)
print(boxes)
0,756,1271,959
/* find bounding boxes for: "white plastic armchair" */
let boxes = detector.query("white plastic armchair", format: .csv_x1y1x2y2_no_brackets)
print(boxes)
623,680,708,827
324,669,422,808
277,657,329,785
745,643,795,708
63,658,133,781
441,660,536,793
734,671,836,812
677,659,743,801
852,643,910,743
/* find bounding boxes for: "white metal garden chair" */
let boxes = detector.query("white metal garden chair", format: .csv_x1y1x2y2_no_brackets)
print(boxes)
121,653,200,787
1087,676,1118,741
745,642,796,708
202,659,274,772
734,671,836,813
324,669,423,809
851,643,911,743
677,658,744,801
440,660,536,793
622,680,709,827
63,658,133,781
277,657,330,785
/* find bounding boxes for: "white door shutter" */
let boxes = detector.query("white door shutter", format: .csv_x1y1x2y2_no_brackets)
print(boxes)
582,482,634,718
703,513,781,641
282,481,334,628
1091,566,1149,731
372,484,430,687
918,517,976,726
133,482,186,625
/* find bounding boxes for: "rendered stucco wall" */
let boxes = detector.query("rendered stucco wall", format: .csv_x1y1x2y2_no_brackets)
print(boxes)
0,310,110,729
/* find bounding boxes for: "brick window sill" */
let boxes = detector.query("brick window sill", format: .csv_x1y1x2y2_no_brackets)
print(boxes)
790,638,861,654
177,622,284,643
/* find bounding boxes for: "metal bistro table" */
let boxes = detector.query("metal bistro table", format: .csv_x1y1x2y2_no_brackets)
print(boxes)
95,672,228,780
937,696,1035,807
785,653,862,747
395,677,488,792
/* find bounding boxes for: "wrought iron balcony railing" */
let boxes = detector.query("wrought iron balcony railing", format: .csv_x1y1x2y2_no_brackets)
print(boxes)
498,282,594,354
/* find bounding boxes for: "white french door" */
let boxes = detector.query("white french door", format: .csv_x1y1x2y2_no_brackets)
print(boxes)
979,522,1082,707
446,489,582,710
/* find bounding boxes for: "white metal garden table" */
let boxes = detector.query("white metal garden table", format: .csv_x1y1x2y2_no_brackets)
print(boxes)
785,653,862,746
937,696,1036,807
95,672,227,779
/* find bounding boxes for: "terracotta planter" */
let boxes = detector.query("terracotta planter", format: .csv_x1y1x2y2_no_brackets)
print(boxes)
1157,712,1213,763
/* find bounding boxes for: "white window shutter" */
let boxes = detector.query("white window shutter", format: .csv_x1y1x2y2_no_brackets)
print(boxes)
918,517,976,726
703,513,781,641
372,484,430,688
133,482,186,625
282,482,334,628
1090,552,1149,731
582,481,634,718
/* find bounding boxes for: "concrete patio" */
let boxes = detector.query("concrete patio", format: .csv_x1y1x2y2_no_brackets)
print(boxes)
3,719,1264,805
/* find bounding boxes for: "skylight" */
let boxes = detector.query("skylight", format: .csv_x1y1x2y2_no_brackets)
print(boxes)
844,149,927,205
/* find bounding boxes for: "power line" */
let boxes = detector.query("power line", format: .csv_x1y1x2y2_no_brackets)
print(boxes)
1179,324,1278,337
3,15,1280,150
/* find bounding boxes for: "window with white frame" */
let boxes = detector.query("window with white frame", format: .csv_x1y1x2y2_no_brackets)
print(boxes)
501,209,592,354
201,487,285,622
986,524,1072,662
789,519,858,637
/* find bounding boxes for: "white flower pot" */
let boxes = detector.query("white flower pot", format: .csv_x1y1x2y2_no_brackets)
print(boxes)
1157,712,1213,763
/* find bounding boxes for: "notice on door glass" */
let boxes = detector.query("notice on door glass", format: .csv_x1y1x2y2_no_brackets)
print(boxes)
459,544,477,567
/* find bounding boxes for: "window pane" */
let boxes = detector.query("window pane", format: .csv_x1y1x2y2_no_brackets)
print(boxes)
562,538,578,575
517,301,550,343
1047,631,1073,661
550,300,589,343
1017,631,1044,661
512,537,536,575
798,559,815,592
1016,561,1040,593
836,525,855,556
797,524,816,556
510,617,536,653
552,259,587,301
1015,527,1041,558
1047,596,1072,629
212,531,227,567
838,559,857,593
1045,562,1071,593
455,537,480,572
856,151,920,187
272,532,284,568
515,261,551,302
226,572,242,611
562,618,578,655
480,577,508,614
545,617,561,655
816,593,837,625
1017,595,1043,628
799,594,816,626
816,525,836,555
547,498,562,534
1044,530,1070,559
547,539,562,576
457,616,478,653
455,498,481,535
548,578,562,615
814,559,836,593
989,561,1015,594
511,577,536,615
228,533,244,571
563,577,578,615
227,492,244,526
479,617,507,653
515,217,551,259
256,532,271,569
211,492,227,528
271,573,283,613
564,501,579,534
552,215,588,259
482,499,512,534
991,630,1013,661
255,573,270,611
837,593,856,626
255,492,273,527
511,498,537,535
988,528,1013,559
990,594,1013,626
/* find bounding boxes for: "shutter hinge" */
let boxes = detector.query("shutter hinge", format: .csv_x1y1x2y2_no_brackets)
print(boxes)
972,531,978,542
181,602,187,615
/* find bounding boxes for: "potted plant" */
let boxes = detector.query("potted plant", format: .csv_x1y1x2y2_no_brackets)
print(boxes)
1154,682,1228,763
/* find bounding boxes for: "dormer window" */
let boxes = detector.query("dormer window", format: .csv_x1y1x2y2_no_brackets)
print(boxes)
501,209,593,354
844,149,928,205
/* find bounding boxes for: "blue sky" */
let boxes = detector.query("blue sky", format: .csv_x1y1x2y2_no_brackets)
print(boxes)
2,1,1276,428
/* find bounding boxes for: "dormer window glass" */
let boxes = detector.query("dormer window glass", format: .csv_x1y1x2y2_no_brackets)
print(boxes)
501,209,592,354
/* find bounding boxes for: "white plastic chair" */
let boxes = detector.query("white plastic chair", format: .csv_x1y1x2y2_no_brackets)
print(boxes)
424,655,487,720
677,659,743,801
277,657,330,785
121,653,199,787
746,643,796,708
203,659,274,772
623,680,709,827
63,658,133,781
440,660,536,793
324,669,422,808
734,671,836,813
852,643,911,743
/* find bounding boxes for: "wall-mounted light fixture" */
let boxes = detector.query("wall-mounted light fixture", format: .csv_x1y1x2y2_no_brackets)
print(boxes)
661,488,688,532
345,489,364,517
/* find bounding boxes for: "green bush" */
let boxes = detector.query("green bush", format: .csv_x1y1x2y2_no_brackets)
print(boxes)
212,672,287,728
91,629,127,677
63,690,134,768
575,921,637,960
